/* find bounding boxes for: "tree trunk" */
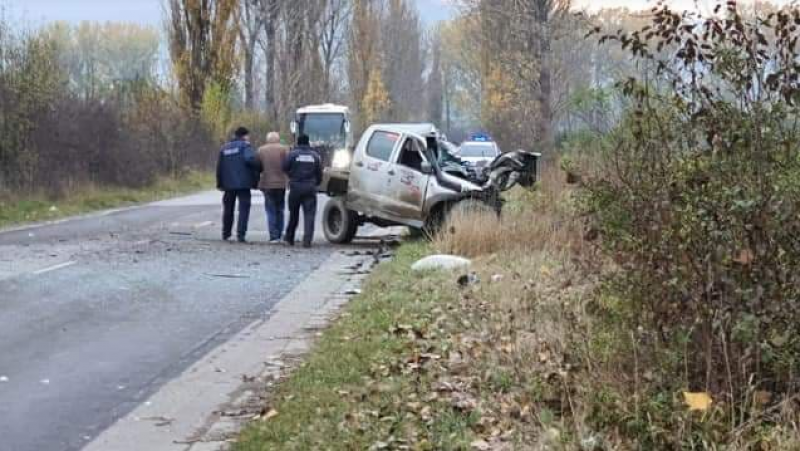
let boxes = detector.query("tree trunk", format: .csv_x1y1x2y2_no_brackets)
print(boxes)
533,4,554,153
537,55,554,151
244,41,256,110
264,1,278,123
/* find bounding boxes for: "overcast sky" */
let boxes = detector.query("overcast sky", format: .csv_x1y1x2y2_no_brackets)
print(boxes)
4,0,455,26
2,0,791,27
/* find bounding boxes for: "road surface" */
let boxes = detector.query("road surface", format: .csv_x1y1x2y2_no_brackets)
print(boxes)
0,191,356,451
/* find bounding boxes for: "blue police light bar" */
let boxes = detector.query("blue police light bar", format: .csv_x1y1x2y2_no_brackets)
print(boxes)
469,132,492,142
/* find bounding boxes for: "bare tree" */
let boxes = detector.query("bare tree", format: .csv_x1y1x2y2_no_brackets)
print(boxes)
239,0,264,110
279,0,325,115
427,30,444,125
318,0,352,98
348,0,382,131
166,0,239,109
528,0,572,150
258,0,280,121
461,0,571,150
381,0,425,121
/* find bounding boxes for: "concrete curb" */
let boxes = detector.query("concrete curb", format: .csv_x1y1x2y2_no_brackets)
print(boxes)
83,249,377,451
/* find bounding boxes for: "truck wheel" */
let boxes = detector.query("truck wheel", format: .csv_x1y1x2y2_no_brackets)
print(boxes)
323,198,359,244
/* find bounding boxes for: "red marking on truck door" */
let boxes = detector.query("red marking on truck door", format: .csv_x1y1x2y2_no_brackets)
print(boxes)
400,172,416,186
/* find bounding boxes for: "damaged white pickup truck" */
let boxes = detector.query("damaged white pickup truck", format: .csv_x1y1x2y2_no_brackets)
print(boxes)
319,123,540,243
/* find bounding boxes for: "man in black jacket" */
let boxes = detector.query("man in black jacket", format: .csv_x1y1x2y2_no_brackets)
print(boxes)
282,134,323,248
216,127,262,243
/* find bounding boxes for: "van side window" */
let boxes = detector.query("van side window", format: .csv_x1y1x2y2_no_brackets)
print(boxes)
366,131,399,162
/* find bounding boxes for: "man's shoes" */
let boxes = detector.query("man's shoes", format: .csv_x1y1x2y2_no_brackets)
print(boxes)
237,236,247,243
302,242,312,249
269,239,281,245
284,238,295,247
222,234,231,242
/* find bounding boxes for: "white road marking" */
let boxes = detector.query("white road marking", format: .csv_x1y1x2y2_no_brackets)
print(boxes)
194,221,214,228
33,261,77,276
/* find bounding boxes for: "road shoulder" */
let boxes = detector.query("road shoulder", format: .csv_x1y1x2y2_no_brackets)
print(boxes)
83,249,376,451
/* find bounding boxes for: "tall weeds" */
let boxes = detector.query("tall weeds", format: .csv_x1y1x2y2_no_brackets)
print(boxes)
433,163,583,259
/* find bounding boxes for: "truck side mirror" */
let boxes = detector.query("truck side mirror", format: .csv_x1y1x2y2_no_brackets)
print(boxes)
344,120,351,133
420,162,433,174
290,121,297,134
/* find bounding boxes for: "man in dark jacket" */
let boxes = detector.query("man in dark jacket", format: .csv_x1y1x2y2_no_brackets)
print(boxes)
282,134,323,248
216,127,261,243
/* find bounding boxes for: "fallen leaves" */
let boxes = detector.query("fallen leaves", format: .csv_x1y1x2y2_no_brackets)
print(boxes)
753,390,772,408
451,392,479,412
683,391,713,411
733,248,755,266
242,252,591,450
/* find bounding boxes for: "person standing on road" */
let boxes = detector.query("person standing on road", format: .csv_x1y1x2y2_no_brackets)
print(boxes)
257,132,289,244
282,134,322,248
216,127,261,243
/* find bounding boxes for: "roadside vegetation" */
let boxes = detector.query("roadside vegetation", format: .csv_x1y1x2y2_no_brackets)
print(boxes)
237,2,800,449
0,15,267,219
0,171,213,229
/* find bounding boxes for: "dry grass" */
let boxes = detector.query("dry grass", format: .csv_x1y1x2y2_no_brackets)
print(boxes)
0,171,213,229
235,163,800,449
430,163,800,449
427,164,607,447
433,163,584,260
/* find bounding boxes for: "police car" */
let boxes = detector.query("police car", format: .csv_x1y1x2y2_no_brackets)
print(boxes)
457,133,501,173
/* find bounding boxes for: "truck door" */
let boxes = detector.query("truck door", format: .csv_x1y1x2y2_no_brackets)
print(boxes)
348,130,401,217
385,136,430,221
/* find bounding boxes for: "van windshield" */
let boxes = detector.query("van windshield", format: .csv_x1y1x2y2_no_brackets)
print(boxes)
297,113,346,147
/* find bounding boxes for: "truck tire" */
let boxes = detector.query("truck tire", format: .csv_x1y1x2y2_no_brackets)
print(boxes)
323,198,359,244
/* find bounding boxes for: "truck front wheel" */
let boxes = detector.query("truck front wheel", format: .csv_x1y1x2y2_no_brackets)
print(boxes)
323,198,359,244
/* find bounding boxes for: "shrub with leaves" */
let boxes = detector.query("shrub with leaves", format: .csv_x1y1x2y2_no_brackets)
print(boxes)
0,22,216,196
580,0,800,430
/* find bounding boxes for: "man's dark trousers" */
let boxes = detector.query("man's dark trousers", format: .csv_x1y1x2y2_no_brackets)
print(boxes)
222,189,252,240
263,189,286,241
285,186,317,246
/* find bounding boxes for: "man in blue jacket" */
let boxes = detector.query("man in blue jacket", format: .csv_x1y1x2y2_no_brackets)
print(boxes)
216,127,262,243
283,134,323,248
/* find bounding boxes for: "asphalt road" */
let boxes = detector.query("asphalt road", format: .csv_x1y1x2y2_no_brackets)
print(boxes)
0,191,353,451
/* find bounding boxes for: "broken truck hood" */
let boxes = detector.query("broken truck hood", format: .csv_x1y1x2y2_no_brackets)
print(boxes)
438,150,540,194
438,170,483,193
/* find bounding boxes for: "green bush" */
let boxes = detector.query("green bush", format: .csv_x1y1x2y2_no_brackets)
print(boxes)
579,1,800,438
0,22,220,197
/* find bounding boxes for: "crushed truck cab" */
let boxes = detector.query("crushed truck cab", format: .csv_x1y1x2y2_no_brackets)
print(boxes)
321,123,540,244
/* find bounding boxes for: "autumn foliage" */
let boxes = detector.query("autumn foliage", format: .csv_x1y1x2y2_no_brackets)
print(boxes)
0,22,213,197
575,0,800,441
